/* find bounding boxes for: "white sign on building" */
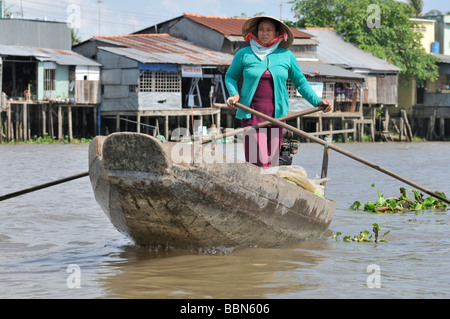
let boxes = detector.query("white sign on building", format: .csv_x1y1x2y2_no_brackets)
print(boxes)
181,65,203,78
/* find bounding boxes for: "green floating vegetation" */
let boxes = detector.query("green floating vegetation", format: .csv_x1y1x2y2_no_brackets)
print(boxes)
332,223,390,243
349,184,449,213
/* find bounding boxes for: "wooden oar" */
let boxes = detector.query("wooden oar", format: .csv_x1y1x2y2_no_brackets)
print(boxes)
203,105,325,144
0,172,89,202
234,102,450,205
0,106,323,202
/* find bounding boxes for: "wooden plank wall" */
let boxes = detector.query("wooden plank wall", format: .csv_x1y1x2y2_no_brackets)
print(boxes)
377,75,398,105
362,75,398,106
75,80,100,104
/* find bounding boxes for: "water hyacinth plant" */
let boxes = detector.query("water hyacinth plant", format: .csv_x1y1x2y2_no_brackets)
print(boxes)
349,184,449,213
332,223,390,243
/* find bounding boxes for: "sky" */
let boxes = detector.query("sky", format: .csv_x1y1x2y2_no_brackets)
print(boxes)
3,0,450,42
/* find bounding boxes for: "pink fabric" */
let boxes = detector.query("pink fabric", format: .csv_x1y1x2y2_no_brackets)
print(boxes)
241,70,284,168
243,127,283,168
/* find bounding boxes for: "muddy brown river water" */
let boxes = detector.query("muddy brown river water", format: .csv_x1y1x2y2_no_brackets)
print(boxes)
0,141,449,299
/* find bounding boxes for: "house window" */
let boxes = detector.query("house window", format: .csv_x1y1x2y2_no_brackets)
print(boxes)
323,82,335,101
287,79,333,99
139,71,181,93
43,62,57,91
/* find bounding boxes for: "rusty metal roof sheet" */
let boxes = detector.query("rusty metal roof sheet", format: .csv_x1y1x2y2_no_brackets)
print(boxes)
94,34,234,65
36,48,101,66
0,44,49,59
184,13,314,38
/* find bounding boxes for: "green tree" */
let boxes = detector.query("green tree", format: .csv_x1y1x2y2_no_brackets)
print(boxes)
71,28,81,46
424,9,443,16
408,0,423,17
289,0,438,85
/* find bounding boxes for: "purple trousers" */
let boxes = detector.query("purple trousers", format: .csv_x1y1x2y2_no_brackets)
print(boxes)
241,70,283,168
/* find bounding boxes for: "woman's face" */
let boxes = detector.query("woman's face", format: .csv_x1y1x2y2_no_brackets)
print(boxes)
257,20,279,45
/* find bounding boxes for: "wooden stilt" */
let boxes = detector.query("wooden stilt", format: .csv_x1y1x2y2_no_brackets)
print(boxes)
137,114,141,133
329,118,333,141
27,104,31,140
343,121,348,142
370,107,375,142
68,106,73,142
226,113,232,129
428,107,437,141
15,105,20,141
93,105,98,136
58,105,63,141
400,117,404,141
41,104,47,137
165,115,169,140
49,104,54,139
23,103,28,141
7,103,11,141
116,114,120,132
318,114,322,135
186,115,190,136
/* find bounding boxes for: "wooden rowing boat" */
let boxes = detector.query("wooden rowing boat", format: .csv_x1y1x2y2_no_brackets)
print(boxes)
88,132,336,250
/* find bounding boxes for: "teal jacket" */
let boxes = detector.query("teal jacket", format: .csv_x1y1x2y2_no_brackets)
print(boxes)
225,46,322,120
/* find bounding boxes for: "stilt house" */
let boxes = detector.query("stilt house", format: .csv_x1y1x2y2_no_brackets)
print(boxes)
73,34,234,138
0,18,101,142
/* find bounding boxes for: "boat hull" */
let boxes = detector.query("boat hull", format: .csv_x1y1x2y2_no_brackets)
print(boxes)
89,132,336,249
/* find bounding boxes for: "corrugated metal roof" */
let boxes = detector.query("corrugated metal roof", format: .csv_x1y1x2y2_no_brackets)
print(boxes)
299,61,365,80
0,44,49,58
301,28,402,73
184,13,314,39
0,44,101,66
94,34,234,65
184,13,247,37
431,52,450,64
36,48,101,66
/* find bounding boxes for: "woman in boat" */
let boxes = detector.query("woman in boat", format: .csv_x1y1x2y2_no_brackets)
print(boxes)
225,16,332,168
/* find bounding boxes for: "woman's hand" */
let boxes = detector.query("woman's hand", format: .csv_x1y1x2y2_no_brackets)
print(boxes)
319,100,333,113
226,95,240,108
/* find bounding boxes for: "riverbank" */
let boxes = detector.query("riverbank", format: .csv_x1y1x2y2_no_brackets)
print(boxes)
2,130,444,145
0,133,93,144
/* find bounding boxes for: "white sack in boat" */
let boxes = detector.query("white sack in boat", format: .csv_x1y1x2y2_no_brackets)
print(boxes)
266,166,329,196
